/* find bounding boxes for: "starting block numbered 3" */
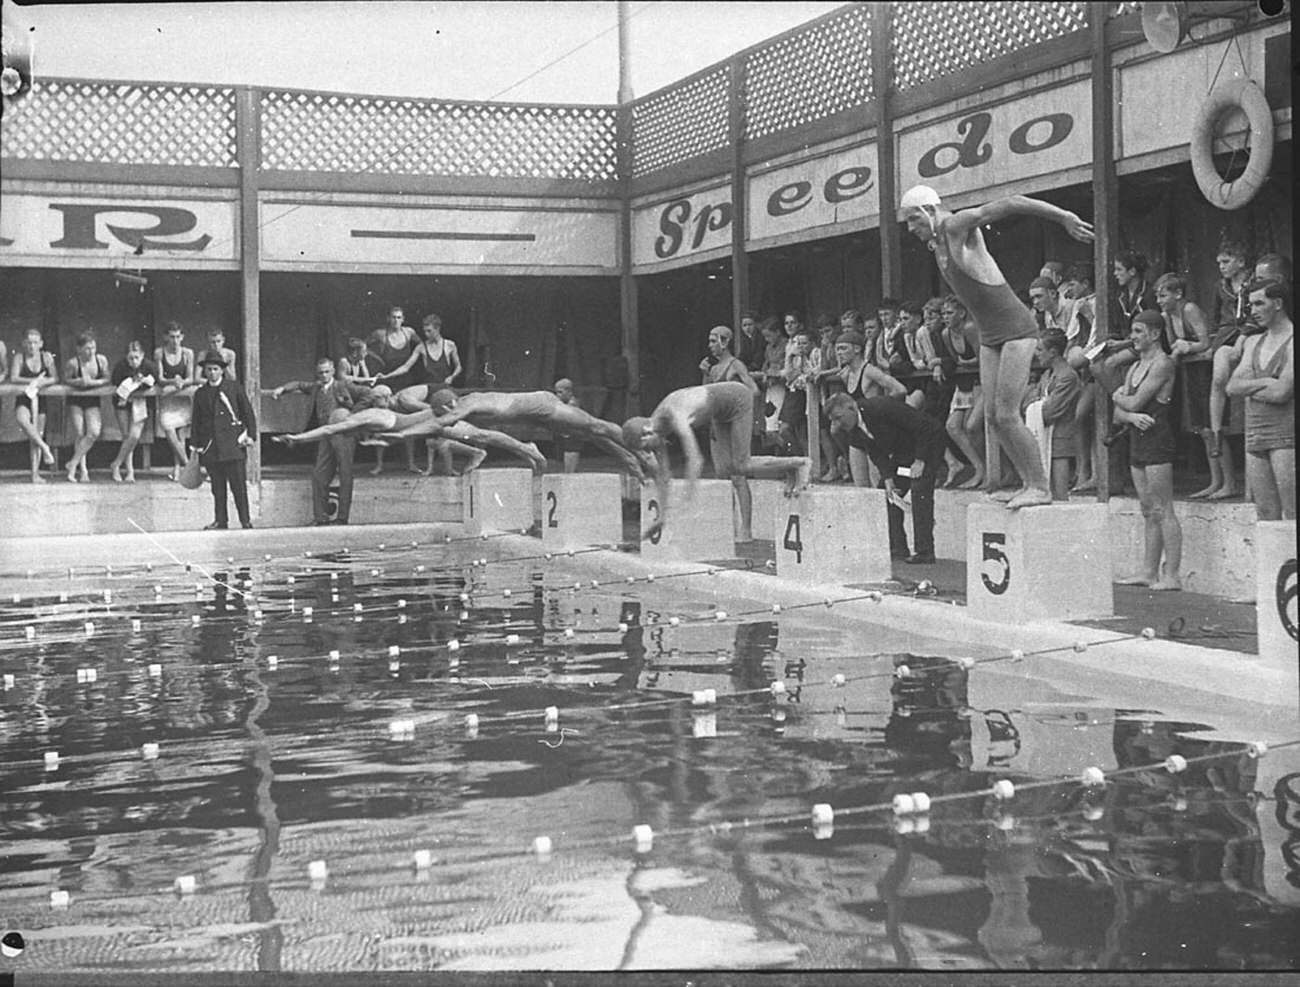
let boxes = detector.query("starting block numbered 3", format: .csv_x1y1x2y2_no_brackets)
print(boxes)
462,468,535,532
966,502,1111,622
541,473,623,549
642,479,735,561
774,487,890,584
1256,520,1297,686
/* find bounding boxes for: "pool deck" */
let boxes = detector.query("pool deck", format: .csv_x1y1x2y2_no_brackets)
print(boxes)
2,521,1293,751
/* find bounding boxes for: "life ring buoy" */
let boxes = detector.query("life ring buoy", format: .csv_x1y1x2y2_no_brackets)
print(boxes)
1190,78,1274,211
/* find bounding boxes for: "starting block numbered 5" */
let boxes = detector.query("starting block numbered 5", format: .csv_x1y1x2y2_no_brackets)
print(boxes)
966,502,1111,622
462,468,535,532
774,487,890,584
541,473,623,549
642,479,735,561
1255,520,1297,687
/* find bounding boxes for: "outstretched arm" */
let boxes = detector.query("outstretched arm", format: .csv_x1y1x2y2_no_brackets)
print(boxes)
948,195,1094,243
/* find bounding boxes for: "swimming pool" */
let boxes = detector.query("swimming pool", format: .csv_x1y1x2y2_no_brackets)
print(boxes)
1,529,1297,974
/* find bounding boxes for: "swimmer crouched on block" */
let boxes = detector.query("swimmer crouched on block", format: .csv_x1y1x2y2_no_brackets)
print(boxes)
621,380,811,543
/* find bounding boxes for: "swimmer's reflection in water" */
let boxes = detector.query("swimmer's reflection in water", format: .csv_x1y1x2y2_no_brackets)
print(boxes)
886,654,972,771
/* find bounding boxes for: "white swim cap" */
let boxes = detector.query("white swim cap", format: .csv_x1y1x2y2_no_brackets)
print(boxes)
899,185,941,210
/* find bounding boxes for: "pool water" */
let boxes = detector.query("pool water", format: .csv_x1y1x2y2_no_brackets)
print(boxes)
0,539,1296,973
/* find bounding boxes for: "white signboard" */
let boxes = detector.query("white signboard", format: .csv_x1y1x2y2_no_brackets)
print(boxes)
631,183,733,268
747,143,879,243
0,194,238,267
260,202,618,272
897,79,1091,201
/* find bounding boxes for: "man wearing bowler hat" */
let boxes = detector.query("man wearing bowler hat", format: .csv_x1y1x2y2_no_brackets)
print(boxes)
192,352,257,530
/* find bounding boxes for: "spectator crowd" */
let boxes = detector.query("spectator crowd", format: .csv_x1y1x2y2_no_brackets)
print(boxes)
2,233,1292,576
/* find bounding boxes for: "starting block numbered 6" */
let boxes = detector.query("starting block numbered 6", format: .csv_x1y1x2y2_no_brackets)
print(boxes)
1256,520,1297,686
541,473,623,549
462,468,535,532
966,502,1111,622
641,479,735,561
774,487,890,585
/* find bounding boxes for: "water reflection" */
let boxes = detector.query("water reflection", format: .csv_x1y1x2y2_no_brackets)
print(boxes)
0,552,1295,972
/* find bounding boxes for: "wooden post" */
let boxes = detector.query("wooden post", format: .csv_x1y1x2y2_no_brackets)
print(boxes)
1090,2,1118,503
235,87,262,486
617,102,639,419
871,2,901,300
728,55,749,338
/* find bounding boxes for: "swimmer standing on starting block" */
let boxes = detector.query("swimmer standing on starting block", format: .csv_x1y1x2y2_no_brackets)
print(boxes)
899,185,1094,509
622,380,811,542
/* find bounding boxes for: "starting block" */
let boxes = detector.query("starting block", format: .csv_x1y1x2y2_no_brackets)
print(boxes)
747,479,785,542
966,502,1111,622
641,479,735,561
462,468,535,532
773,487,890,585
541,473,623,549
1255,520,1297,682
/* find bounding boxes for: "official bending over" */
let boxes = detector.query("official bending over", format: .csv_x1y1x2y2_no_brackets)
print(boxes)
192,354,256,530
621,380,810,542
825,392,944,564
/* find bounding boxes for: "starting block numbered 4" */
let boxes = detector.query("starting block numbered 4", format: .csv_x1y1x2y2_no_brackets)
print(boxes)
1256,520,1297,686
642,479,735,561
541,473,623,549
462,468,535,532
966,502,1111,622
774,487,890,584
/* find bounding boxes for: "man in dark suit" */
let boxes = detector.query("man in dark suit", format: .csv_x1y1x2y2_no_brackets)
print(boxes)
270,356,379,525
192,353,257,530
826,392,945,564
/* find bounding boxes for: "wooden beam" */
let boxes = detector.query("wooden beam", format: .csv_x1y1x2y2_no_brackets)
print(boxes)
617,102,639,419
1090,2,1118,504
236,87,262,487
871,2,901,299
728,56,748,336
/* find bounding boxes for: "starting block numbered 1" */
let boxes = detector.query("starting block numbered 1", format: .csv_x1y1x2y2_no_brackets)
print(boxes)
966,502,1111,622
461,468,535,532
641,479,735,561
773,487,890,585
1256,520,1297,680
541,473,623,549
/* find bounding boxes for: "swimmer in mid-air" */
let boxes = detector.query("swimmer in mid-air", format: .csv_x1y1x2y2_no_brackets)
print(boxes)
422,388,653,481
898,185,1094,509
621,380,810,542
273,399,546,473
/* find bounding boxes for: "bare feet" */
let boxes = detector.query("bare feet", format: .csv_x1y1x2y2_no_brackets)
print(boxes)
1151,577,1182,591
988,486,1019,503
1187,484,1218,500
1117,575,1153,586
40,446,55,467
31,473,46,485
1208,486,1240,501
66,468,79,483
1006,487,1053,510
525,443,547,472
1071,477,1096,493
957,470,984,491
111,466,123,482
368,464,383,476
124,470,136,484
460,450,487,475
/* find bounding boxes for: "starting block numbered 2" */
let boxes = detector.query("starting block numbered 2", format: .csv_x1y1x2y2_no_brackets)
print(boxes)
1256,520,1297,685
641,479,735,561
462,468,535,532
966,502,1111,622
774,487,890,585
541,473,623,549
